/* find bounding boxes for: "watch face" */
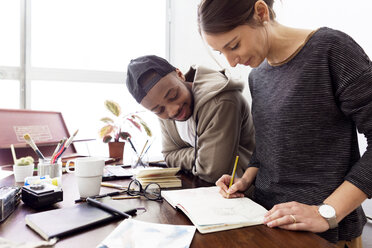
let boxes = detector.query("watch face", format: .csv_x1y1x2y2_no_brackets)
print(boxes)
319,204,336,218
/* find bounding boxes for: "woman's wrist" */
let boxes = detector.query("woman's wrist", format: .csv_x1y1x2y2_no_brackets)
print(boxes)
241,167,258,186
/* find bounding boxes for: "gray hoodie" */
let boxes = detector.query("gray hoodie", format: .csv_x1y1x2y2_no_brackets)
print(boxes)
159,65,255,183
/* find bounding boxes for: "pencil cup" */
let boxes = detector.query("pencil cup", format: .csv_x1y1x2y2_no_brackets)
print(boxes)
65,157,104,198
130,149,149,169
37,158,62,179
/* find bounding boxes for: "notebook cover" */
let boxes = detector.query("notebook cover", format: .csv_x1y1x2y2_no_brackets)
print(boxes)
25,198,137,240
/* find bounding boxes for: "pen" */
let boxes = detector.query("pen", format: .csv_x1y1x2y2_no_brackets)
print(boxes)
52,138,67,163
229,156,239,188
140,139,154,161
112,195,140,200
127,138,138,155
10,144,17,164
53,129,79,163
23,133,45,159
94,191,124,198
136,140,148,166
51,139,64,161
75,190,126,203
65,129,79,148
86,197,132,218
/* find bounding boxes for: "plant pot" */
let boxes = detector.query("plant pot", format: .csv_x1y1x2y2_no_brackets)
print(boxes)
13,163,34,183
108,142,125,160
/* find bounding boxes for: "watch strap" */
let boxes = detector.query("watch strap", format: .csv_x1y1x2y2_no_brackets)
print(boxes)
327,215,338,229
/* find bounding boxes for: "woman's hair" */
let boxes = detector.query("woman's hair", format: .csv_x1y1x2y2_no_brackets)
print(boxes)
197,0,275,34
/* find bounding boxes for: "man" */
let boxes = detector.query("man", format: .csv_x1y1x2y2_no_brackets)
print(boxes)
126,55,254,183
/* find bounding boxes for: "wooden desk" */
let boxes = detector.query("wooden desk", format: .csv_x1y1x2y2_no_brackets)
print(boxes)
0,171,336,248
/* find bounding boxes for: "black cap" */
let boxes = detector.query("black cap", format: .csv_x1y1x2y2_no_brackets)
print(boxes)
126,55,176,103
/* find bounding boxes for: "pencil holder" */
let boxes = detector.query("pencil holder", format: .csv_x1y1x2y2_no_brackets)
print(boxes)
37,158,62,178
130,149,149,169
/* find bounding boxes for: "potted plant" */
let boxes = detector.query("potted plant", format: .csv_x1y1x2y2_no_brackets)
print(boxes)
99,100,152,160
13,156,35,183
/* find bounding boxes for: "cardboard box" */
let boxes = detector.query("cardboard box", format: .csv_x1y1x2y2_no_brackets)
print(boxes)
0,109,77,166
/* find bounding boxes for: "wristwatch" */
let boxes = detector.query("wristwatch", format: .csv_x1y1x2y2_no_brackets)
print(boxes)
318,204,338,229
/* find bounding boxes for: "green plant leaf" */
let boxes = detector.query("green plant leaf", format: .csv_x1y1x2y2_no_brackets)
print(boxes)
140,120,152,137
131,114,143,121
132,114,152,137
99,125,114,138
103,135,112,143
105,100,121,117
119,132,131,140
100,117,114,124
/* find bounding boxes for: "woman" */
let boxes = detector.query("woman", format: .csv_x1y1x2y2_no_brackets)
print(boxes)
198,0,372,246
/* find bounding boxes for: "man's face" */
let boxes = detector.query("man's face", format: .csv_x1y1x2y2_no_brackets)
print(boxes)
140,71,194,121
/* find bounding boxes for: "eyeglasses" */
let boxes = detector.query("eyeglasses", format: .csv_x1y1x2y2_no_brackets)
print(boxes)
127,179,163,201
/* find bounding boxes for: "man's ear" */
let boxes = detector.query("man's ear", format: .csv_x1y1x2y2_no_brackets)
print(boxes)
175,68,186,81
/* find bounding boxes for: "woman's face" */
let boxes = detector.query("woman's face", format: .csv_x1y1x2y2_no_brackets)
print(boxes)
203,24,269,68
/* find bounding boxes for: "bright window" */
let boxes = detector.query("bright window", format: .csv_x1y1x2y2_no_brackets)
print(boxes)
0,80,20,109
0,0,20,67
31,0,166,71
0,0,166,161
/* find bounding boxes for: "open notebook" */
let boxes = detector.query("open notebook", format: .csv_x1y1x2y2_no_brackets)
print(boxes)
162,186,268,234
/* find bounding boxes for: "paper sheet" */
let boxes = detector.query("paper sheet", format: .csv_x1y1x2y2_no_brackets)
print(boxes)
98,219,195,248
0,168,13,180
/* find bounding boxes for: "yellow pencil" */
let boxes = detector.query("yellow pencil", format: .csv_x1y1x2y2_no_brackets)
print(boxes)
136,140,149,165
101,182,127,189
229,156,239,188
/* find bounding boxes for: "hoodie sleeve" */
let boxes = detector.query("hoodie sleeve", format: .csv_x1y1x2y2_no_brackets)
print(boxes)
159,119,195,171
195,97,246,183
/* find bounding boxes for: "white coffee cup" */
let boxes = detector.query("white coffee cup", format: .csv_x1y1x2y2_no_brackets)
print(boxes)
65,157,104,198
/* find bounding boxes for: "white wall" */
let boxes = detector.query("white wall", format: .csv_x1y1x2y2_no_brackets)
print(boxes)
169,0,371,154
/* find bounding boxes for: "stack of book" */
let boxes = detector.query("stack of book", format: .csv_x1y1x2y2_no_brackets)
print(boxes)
136,167,181,188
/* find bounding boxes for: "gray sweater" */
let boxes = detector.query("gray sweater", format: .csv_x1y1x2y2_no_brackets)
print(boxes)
248,27,372,243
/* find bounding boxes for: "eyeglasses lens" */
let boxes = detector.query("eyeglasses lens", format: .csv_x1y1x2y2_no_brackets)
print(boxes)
144,183,161,200
128,180,141,195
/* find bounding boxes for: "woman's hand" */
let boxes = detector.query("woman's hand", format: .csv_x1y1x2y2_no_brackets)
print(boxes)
215,175,250,198
263,201,330,233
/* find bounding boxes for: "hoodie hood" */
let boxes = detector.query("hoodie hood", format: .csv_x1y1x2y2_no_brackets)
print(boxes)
185,65,245,119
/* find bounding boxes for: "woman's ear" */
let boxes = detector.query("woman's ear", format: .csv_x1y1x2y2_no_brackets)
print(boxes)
254,0,270,23
175,68,186,81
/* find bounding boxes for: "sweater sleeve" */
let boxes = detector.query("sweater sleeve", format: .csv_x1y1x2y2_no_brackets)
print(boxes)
247,74,260,169
159,120,195,171
247,148,260,168
329,31,372,197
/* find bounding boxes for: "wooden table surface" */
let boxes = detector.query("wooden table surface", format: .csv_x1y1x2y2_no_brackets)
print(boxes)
0,169,337,248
